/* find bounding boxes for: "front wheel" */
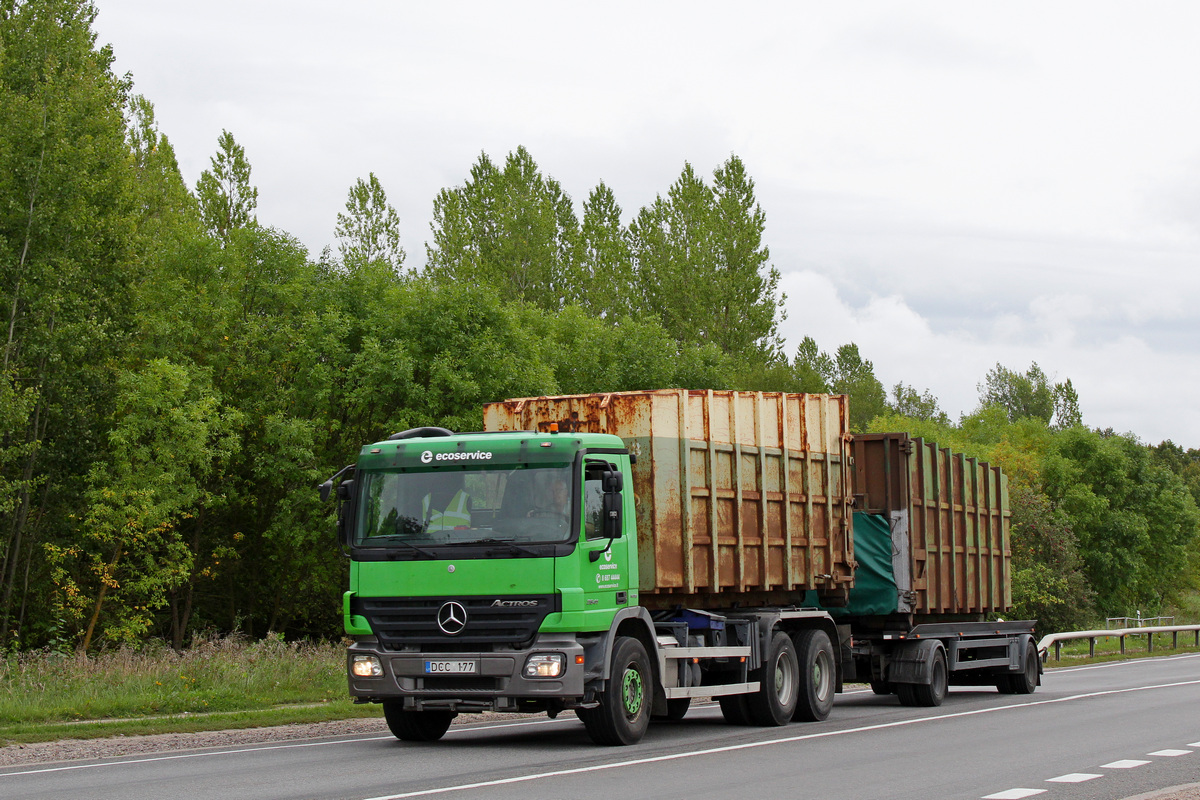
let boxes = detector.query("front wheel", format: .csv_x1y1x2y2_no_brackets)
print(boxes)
579,636,651,745
382,702,456,742
792,629,836,722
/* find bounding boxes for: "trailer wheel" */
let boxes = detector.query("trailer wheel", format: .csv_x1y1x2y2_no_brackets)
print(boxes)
998,641,1039,695
910,647,948,706
578,636,651,745
792,629,836,722
870,680,894,695
745,631,800,726
382,703,456,742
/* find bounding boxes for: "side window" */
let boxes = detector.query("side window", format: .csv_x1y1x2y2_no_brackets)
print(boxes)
583,461,607,540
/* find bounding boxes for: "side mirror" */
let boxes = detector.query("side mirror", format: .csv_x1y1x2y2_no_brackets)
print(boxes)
602,491,621,538
602,470,623,493
590,483,623,562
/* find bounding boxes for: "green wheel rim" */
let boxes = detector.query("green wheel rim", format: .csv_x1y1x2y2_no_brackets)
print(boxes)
621,664,644,717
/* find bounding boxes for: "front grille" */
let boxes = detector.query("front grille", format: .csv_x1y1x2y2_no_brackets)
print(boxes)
420,677,500,692
354,595,559,651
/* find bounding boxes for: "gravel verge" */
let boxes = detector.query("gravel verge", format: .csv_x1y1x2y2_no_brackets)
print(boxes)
0,712,537,768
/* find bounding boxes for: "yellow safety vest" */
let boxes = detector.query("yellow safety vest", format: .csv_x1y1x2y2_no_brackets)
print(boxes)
423,490,471,530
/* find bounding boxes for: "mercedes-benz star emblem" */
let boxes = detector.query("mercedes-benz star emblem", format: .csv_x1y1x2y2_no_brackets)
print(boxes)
436,601,467,636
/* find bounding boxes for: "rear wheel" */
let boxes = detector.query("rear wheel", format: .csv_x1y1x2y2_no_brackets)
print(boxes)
869,680,893,695
578,636,652,745
910,648,948,707
747,631,800,726
792,629,836,722
999,641,1039,695
653,697,692,721
382,702,456,742
718,694,753,725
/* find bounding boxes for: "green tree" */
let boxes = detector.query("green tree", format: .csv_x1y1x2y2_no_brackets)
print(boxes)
788,338,885,431
889,382,950,424
979,362,1079,427
1042,428,1200,615
629,157,784,358
425,147,579,310
195,129,257,240
1008,486,1093,634
575,182,635,319
49,360,237,651
0,0,138,646
335,172,404,271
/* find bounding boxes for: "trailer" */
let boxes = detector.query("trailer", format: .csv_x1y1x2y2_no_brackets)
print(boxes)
323,390,1038,746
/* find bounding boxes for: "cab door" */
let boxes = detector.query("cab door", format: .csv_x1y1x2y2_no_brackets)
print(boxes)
580,459,631,613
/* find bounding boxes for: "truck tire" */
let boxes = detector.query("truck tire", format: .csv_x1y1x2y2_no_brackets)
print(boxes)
578,636,651,745
911,647,948,707
998,641,1039,695
869,681,893,695
746,631,800,726
382,702,456,742
792,629,836,722
718,694,753,725
652,698,691,721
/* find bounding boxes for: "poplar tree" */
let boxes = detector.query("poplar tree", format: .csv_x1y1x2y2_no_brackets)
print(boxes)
0,0,138,646
630,156,783,359
425,146,579,310
196,129,257,240
336,172,404,271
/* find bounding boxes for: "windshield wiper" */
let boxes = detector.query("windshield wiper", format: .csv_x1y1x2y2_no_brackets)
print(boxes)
460,538,541,557
364,537,438,559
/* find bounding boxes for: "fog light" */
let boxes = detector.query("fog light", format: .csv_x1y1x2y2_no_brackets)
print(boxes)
523,653,565,678
351,655,383,677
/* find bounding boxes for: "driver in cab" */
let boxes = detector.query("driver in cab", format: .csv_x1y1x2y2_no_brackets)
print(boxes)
527,475,570,520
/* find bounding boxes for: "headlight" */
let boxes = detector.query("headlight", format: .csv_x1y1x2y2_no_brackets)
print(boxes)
351,655,383,677
523,653,566,678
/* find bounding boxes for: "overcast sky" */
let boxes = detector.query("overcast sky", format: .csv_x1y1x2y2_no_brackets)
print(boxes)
92,1,1200,446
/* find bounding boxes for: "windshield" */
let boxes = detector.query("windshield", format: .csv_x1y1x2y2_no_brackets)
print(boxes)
354,464,576,547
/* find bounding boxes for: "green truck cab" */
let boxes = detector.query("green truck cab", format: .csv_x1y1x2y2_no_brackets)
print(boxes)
330,426,669,744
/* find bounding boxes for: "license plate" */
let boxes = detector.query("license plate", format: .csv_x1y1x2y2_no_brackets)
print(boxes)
424,660,478,674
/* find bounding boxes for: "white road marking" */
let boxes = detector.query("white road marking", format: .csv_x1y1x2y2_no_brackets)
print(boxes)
1101,759,1152,768
359,678,1200,800
982,789,1045,799
1147,749,1192,757
1190,742,1200,747
1046,773,1102,783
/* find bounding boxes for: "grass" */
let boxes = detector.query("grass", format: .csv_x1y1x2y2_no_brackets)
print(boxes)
0,633,382,745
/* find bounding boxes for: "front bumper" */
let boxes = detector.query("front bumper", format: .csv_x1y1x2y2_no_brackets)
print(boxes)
347,634,586,713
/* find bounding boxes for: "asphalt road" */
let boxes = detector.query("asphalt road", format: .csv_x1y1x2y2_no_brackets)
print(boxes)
4,654,1199,800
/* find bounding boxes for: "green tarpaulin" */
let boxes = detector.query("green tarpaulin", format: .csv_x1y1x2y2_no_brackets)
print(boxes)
803,511,898,617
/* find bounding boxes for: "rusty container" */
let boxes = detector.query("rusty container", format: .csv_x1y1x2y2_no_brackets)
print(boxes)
483,389,855,609
852,433,1011,616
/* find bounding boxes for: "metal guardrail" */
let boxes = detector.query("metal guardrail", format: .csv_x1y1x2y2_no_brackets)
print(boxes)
1038,624,1200,661
1106,615,1174,628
